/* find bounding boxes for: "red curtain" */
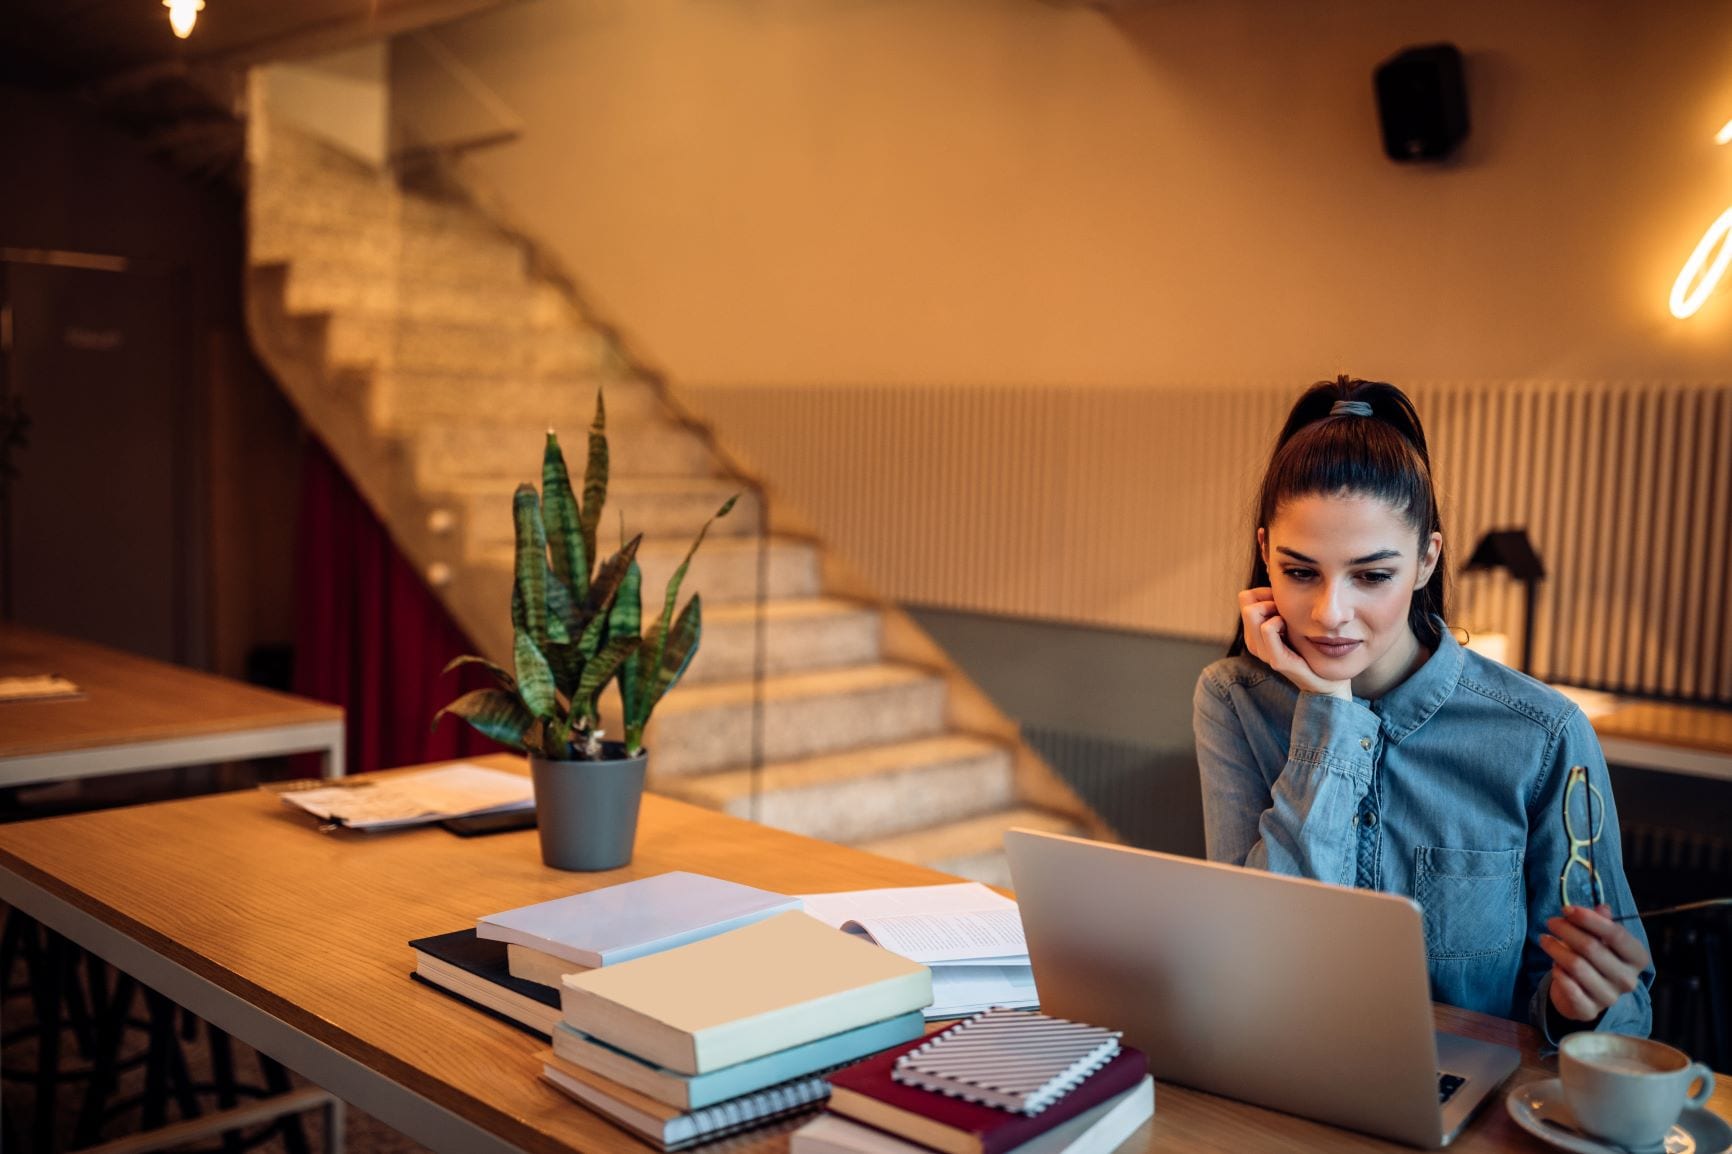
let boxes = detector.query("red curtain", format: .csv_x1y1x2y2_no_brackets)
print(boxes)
293,436,506,774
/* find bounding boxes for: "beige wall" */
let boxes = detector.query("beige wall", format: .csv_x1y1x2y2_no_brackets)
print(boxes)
400,0,1732,389
265,42,390,167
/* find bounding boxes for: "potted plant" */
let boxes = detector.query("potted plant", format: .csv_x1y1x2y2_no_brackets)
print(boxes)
434,394,734,869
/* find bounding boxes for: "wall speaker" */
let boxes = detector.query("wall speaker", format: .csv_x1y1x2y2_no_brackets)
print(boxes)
1374,43,1469,162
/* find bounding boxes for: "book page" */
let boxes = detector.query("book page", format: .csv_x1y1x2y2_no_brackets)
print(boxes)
797,883,1015,929
842,909,1027,965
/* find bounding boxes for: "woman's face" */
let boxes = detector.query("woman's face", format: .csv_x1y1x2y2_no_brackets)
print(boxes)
1259,490,1442,693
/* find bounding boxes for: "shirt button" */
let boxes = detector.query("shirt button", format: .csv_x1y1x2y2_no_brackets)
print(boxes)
1360,737,1373,750
1363,812,1378,829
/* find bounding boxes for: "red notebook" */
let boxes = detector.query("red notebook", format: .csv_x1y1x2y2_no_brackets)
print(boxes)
825,1036,1149,1154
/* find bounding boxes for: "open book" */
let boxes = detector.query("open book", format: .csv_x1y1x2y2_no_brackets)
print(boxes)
798,884,1037,1019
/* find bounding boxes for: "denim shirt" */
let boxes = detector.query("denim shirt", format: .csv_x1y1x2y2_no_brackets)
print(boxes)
1193,625,1653,1041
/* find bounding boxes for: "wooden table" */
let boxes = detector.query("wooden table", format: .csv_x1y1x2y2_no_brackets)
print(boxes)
0,624,345,785
1593,699,1732,784
0,752,1725,1154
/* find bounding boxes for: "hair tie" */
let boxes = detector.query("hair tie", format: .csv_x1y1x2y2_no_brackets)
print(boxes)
1330,399,1374,418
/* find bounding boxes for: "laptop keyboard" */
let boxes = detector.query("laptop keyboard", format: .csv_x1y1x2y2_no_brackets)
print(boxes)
1437,1072,1467,1105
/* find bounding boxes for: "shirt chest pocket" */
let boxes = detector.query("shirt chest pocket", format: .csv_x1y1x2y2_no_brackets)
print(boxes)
1414,845,1523,960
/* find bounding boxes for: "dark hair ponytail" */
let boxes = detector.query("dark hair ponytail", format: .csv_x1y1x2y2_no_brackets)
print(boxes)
1227,375,1447,657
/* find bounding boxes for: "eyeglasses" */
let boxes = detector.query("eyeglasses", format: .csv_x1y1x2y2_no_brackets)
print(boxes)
1559,764,1606,910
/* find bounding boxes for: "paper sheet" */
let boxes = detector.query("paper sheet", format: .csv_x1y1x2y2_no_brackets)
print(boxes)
927,964,1040,1019
278,764,534,830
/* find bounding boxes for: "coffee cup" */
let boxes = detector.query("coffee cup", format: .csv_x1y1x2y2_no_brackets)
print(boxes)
1559,1032,1715,1151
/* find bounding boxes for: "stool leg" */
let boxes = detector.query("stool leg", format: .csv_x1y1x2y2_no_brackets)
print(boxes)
28,925,66,1154
73,965,135,1147
260,1056,311,1154
0,905,27,997
207,1025,245,1154
141,991,176,1130
162,1003,203,1124
325,1095,346,1154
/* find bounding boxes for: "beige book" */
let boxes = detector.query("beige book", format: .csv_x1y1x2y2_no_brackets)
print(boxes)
559,911,932,1075
508,943,594,989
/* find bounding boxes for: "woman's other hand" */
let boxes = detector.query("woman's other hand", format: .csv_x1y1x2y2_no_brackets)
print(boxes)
1541,904,1653,1022
1238,587,1352,699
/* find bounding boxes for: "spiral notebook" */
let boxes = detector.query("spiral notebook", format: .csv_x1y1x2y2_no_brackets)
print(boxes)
891,1008,1120,1115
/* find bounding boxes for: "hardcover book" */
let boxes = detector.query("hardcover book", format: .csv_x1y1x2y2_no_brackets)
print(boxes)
551,1011,926,1110
826,1035,1149,1154
559,911,932,1075
540,1050,828,1152
478,871,798,968
408,929,560,1037
794,1077,1154,1154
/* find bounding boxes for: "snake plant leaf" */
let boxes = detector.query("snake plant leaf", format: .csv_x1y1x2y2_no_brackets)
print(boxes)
577,636,641,711
439,654,518,695
512,484,551,644
514,626,559,720
583,533,643,622
543,562,573,645
542,431,589,605
645,496,735,699
611,560,644,736
655,594,703,698
543,640,586,700
432,689,534,750
576,609,608,662
579,391,608,583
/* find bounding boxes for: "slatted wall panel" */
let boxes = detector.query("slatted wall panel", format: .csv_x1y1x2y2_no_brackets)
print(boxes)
692,383,1732,705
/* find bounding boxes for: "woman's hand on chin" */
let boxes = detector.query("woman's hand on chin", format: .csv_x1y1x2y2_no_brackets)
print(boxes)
1239,587,1353,700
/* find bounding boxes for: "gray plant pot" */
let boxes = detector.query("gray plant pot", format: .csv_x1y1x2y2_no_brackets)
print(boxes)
529,746,647,871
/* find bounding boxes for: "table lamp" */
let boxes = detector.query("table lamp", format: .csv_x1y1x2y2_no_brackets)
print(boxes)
1463,528,1545,674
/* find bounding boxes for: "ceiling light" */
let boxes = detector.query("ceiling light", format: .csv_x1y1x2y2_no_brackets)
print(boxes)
165,0,204,39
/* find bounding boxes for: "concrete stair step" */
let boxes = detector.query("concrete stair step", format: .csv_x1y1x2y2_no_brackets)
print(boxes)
322,315,608,375
367,373,659,430
251,219,527,282
449,476,759,557
858,808,1084,887
656,734,1014,844
636,663,948,777
410,419,717,487
282,264,570,329
683,598,881,684
252,175,496,240
468,537,821,611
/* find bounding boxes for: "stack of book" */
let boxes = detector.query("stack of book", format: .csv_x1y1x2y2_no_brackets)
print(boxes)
795,1008,1154,1154
409,871,798,1038
540,910,934,1149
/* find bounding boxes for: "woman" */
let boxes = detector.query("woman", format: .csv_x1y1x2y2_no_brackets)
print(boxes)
1193,375,1652,1043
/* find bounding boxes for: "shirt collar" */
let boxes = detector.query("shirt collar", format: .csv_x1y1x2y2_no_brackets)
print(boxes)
1361,618,1464,743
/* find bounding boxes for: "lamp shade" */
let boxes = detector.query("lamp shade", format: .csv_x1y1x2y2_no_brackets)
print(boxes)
1464,528,1545,581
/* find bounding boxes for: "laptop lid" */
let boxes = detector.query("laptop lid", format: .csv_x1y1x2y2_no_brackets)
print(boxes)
1005,828,1446,1148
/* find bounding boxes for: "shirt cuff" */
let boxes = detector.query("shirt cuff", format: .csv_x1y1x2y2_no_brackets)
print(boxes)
1288,692,1380,782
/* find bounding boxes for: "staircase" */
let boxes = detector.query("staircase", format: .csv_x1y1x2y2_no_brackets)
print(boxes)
242,111,1106,886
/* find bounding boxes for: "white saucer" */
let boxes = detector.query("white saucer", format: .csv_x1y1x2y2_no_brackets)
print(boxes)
1505,1078,1732,1154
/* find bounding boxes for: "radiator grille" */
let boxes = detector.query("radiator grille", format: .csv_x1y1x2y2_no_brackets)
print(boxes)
692,382,1732,705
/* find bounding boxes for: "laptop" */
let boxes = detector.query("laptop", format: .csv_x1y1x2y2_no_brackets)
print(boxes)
1004,828,1522,1148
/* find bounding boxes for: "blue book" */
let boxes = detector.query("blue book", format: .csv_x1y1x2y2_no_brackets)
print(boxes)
550,1010,927,1110
476,871,799,968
